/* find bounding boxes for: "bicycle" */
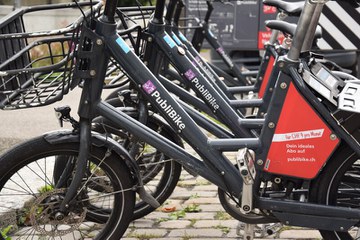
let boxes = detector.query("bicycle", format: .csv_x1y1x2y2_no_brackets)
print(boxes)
0,0,360,239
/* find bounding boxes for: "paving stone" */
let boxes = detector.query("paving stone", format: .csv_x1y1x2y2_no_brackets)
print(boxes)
186,190,217,198
184,197,220,205
130,219,154,228
199,203,224,212
144,211,172,220
169,191,193,200
192,185,218,191
158,220,192,228
168,228,224,237
193,219,239,228
183,212,217,220
279,229,322,239
127,228,168,238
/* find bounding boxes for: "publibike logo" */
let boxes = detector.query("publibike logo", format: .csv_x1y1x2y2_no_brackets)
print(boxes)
142,80,185,131
184,69,219,111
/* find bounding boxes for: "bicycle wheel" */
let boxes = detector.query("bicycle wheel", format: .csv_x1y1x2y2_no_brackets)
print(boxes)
92,115,182,220
313,144,359,240
0,136,135,239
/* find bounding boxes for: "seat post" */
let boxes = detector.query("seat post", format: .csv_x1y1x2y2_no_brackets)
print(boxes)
301,2,325,52
287,0,317,61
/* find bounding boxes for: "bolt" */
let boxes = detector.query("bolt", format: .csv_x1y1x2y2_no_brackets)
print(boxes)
240,169,249,176
340,227,344,231
243,205,250,212
90,70,96,76
221,171,225,175
330,134,337,140
279,62,285,68
265,56,269,60
268,122,275,128
285,221,290,225
147,37,152,42
96,39,103,45
65,204,69,208
143,61,148,66
257,159,264,165
280,82,287,89
55,212,64,221
258,77,263,81
274,177,281,184
177,47,186,55
269,88,273,92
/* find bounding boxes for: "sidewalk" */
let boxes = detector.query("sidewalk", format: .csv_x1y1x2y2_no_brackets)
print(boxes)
122,170,322,240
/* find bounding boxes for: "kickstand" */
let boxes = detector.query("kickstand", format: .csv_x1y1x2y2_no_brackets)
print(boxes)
240,223,254,240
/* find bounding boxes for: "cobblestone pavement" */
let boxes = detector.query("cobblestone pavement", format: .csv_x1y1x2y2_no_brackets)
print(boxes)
122,170,322,240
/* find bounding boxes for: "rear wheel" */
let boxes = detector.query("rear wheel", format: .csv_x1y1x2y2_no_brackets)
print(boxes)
0,136,135,239
313,145,360,239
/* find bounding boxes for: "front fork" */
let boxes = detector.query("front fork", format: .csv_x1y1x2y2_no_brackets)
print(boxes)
59,19,112,213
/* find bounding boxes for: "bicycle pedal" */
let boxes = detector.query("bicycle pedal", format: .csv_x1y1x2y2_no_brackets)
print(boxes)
236,148,256,185
338,81,360,113
237,148,256,213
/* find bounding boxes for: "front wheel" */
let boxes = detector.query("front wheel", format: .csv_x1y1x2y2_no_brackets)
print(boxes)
313,144,360,240
0,136,135,239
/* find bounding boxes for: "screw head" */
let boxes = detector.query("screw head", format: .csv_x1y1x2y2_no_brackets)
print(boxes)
268,122,275,128
147,37,152,42
177,47,186,55
330,134,337,140
90,70,96,76
96,39,103,45
279,62,285,68
257,159,264,165
280,82,287,89
243,205,250,212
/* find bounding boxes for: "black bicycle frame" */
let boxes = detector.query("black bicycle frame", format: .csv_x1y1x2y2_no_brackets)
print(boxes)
58,0,360,232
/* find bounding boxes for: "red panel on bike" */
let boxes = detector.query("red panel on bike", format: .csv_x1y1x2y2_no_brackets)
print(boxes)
264,82,339,179
258,55,275,98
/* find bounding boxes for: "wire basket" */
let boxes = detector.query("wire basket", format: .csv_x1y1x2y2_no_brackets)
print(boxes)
0,2,102,110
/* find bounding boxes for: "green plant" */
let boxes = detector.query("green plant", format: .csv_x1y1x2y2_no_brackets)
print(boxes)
183,204,201,213
127,232,162,239
215,225,230,234
189,219,197,227
1,225,13,240
189,193,199,199
38,184,54,193
214,211,232,220
169,209,186,220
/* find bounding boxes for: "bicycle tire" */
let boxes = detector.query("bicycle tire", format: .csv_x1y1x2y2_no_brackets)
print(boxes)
0,135,135,239
312,144,359,240
92,114,182,220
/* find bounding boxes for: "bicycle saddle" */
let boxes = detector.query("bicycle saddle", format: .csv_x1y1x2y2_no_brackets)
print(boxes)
263,0,304,16
265,20,322,39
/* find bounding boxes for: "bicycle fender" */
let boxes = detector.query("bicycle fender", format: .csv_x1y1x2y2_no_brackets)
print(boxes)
43,130,141,183
43,129,160,208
